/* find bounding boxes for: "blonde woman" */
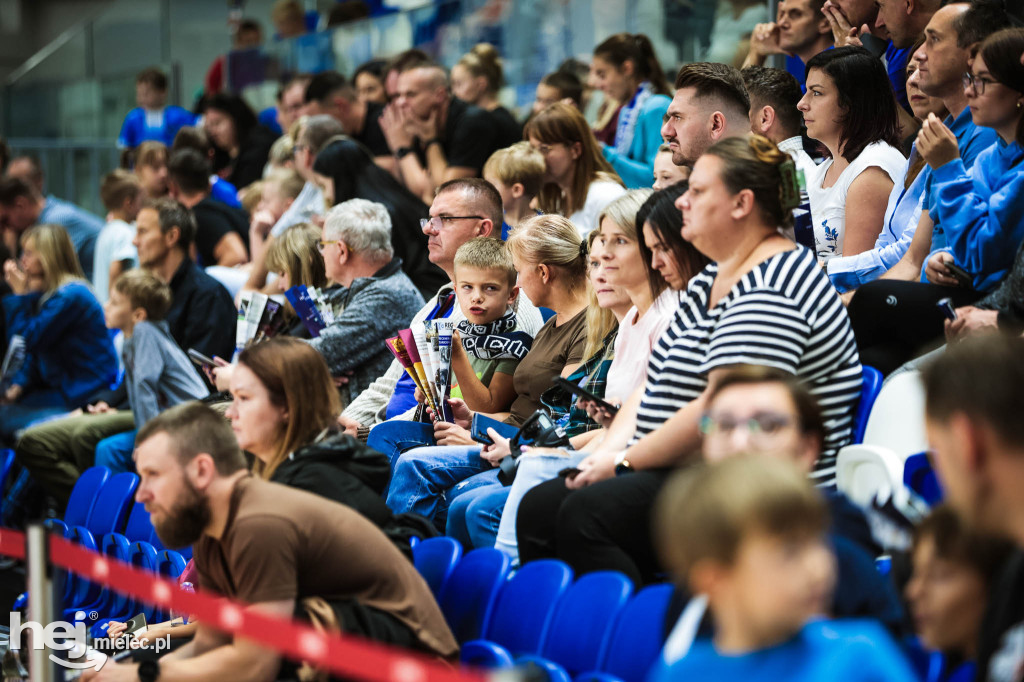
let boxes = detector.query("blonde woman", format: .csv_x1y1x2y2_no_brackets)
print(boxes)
1,224,118,442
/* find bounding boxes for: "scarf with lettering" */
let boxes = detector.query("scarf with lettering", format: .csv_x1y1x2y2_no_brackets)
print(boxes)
457,308,533,360
614,81,655,156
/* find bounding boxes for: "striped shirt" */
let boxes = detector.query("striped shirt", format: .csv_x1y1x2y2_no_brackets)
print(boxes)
634,247,862,485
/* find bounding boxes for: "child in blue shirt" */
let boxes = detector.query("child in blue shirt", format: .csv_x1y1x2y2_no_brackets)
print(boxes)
118,67,195,150
650,456,919,682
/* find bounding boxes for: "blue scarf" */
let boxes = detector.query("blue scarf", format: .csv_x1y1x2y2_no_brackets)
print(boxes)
614,81,654,156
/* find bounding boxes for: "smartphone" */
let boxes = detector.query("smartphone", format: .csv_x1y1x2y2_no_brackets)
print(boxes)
944,262,973,288
187,348,217,369
936,297,958,321
552,377,619,416
470,413,519,445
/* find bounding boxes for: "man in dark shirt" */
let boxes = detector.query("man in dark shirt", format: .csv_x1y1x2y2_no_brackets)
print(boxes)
167,148,248,267
84,402,457,682
303,70,395,175
922,336,1024,682
380,61,499,202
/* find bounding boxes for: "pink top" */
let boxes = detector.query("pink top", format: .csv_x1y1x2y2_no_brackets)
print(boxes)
605,288,677,401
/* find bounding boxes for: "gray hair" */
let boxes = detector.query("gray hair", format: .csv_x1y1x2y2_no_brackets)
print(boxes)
301,115,345,155
323,198,394,261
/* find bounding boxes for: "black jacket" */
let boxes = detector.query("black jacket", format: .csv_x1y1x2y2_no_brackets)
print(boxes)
270,430,437,559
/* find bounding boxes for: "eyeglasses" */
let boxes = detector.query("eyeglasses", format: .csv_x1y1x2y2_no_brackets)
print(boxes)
420,216,484,231
317,240,340,252
532,143,565,156
962,71,996,95
699,412,799,444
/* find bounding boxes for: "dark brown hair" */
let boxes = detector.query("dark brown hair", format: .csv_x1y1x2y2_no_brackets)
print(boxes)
113,268,173,320
977,27,1024,144
593,33,671,96
635,181,710,296
913,504,1014,588
674,62,751,119
136,67,168,91
707,365,826,446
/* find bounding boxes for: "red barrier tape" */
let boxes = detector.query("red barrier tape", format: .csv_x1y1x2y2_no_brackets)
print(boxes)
4,527,489,682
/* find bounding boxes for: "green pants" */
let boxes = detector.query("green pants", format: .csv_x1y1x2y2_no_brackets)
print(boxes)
14,410,135,510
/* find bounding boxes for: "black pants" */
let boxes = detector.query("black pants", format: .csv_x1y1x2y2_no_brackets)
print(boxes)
847,280,981,374
516,469,672,586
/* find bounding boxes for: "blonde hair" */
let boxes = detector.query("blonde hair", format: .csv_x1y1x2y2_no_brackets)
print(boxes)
456,43,505,96
21,224,84,297
583,230,617,360
654,455,828,580
100,169,143,212
597,189,653,244
265,222,328,290
263,168,305,202
524,103,623,216
112,268,172,320
454,237,517,288
239,181,263,215
267,135,295,169
483,142,546,199
506,214,587,297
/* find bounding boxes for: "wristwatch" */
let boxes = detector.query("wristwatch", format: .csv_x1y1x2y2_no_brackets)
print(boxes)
614,450,633,476
138,659,160,682
395,146,415,159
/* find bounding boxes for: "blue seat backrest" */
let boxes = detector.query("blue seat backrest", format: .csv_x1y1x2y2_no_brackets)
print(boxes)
65,526,100,605
484,559,574,657
64,467,110,529
0,449,15,492
541,571,633,675
438,548,510,643
852,366,884,445
600,584,674,682
129,541,161,620
903,452,944,505
413,537,463,598
86,473,138,537
157,550,187,580
123,502,154,542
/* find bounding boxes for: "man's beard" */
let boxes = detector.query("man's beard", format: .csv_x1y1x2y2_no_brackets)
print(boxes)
153,476,212,549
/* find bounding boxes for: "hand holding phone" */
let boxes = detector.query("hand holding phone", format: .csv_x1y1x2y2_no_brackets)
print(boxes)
552,377,619,416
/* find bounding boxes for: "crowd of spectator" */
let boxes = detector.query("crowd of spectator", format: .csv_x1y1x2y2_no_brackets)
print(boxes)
1,0,1024,679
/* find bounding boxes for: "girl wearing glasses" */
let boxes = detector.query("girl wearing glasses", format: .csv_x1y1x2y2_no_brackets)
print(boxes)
525,103,627,236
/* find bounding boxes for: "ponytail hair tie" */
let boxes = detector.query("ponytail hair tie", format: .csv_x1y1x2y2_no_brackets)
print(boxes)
579,239,588,261
778,157,801,212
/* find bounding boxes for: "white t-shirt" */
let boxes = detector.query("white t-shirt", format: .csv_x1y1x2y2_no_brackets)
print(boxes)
92,219,137,303
807,141,906,261
568,179,627,237
606,288,677,400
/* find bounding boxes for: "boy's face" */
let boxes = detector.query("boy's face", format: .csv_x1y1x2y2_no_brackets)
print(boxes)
136,82,165,110
104,288,138,331
454,265,517,326
710,529,835,650
483,172,516,213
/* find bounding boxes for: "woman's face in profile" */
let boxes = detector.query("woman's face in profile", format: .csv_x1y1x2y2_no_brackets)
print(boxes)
224,363,288,462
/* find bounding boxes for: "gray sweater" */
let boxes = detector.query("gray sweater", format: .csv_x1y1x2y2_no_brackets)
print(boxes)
123,319,210,426
307,258,425,405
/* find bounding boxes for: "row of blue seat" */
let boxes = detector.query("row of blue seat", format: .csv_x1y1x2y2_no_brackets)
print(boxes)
413,538,670,682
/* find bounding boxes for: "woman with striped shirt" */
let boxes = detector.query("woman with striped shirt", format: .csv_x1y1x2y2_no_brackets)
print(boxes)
515,135,863,585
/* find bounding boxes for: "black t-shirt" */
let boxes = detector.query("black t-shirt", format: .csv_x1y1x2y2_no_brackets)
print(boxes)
413,97,498,175
977,550,1024,682
354,101,391,157
166,258,237,360
489,105,523,149
192,196,250,267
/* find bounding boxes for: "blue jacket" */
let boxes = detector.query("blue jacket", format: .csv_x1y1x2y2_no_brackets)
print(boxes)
3,281,118,406
602,93,670,189
926,139,1024,292
117,106,196,148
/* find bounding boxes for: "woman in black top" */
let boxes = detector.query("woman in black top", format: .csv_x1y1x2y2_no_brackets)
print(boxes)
203,92,277,190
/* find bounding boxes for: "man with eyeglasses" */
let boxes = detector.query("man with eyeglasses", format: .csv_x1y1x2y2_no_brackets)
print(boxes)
658,365,906,666
339,178,544,439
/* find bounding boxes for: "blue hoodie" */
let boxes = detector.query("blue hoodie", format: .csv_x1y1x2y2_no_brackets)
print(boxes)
602,92,671,189
925,138,1024,292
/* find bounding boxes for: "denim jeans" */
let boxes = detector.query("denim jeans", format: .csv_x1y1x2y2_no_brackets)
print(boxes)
367,420,435,472
446,470,508,550
385,444,491,520
494,449,588,562
94,430,138,474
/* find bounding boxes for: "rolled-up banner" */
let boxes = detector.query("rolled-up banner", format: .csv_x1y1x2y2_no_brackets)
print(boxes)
434,319,455,423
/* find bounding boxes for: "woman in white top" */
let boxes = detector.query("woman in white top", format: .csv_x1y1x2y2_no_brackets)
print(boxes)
525,102,627,236
799,46,906,261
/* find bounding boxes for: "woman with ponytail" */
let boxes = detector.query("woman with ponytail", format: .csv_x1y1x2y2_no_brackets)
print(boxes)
591,33,672,189
516,136,863,585
452,43,522,148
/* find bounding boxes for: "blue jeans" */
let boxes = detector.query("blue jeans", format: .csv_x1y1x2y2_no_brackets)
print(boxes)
446,473,509,550
94,430,137,474
385,444,491,520
0,388,74,444
367,420,435,472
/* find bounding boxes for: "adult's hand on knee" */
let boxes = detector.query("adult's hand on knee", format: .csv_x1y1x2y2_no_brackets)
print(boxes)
566,451,615,490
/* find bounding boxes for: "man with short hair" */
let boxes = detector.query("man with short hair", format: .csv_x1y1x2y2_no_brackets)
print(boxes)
166,148,248,267
275,73,311,133
4,155,44,194
741,66,816,179
340,179,543,435
380,62,500,202
660,63,751,169
118,66,196,150
304,71,393,172
874,0,942,50
83,401,457,682
310,199,425,404
0,175,103,278
744,0,834,73
922,335,1024,682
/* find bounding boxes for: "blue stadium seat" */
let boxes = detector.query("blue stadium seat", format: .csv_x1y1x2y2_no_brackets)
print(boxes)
0,449,15,494
592,584,674,682
518,657,572,682
91,540,160,638
852,366,884,445
64,466,110,529
63,526,101,608
123,502,154,542
85,472,138,537
518,571,633,676
66,532,132,622
461,559,574,667
413,537,463,598
903,452,943,505
438,548,510,643
154,550,188,621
